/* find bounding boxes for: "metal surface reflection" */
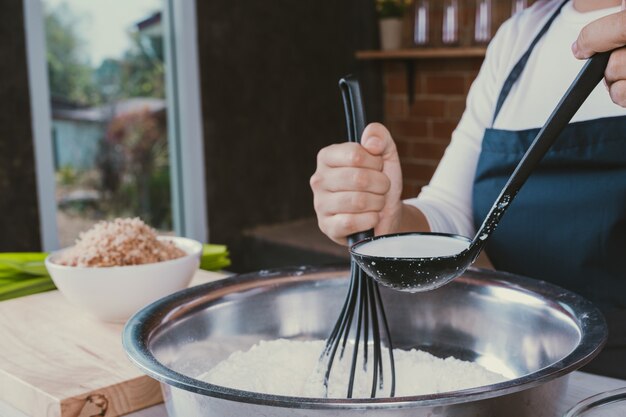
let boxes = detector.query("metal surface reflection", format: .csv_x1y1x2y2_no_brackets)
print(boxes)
123,266,607,416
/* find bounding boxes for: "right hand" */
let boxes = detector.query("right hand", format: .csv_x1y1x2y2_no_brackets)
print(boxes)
309,123,404,245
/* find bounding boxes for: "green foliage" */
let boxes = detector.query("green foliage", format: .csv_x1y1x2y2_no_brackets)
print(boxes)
376,0,412,18
118,33,165,99
98,109,172,229
44,4,100,105
45,4,164,103
57,165,78,186
148,165,173,229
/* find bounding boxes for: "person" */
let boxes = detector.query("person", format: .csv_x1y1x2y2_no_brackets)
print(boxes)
310,0,626,378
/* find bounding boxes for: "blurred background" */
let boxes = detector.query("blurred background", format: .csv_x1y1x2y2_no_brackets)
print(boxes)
0,0,529,272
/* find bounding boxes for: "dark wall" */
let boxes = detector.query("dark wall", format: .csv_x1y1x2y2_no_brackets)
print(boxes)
0,1,41,251
196,1,381,267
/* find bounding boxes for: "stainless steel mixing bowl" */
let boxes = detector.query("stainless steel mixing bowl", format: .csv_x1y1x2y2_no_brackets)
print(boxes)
563,388,626,417
123,266,607,417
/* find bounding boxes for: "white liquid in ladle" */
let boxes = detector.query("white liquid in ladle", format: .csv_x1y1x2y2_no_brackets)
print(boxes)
354,234,470,258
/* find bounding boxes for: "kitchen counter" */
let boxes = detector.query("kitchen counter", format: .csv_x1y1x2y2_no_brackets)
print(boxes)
0,269,623,417
0,269,229,417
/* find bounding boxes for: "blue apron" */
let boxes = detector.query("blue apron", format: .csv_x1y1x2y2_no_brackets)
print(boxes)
472,1,626,377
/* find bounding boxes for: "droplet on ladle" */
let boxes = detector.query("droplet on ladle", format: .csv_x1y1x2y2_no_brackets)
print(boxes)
351,51,611,293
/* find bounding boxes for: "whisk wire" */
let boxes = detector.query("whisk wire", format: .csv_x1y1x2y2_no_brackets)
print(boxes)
339,274,358,357
374,282,396,397
321,74,396,399
322,270,356,389
361,269,370,369
323,272,355,356
346,265,365,397
367,276,383,395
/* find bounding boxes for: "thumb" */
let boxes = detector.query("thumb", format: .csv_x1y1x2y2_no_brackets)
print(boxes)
361,122,399,162
572,10,626,59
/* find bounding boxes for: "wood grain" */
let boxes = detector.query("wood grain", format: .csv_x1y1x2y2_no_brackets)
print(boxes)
356,47,487,60
0,270,226,417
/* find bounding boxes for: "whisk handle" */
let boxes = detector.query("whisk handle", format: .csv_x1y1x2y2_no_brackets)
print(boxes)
340,75,375,245
348,231,373,247
339,76,366,145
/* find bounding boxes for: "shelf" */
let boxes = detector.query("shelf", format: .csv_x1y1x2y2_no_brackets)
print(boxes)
356,47,487,60
356,47,488,60
357,47,487,105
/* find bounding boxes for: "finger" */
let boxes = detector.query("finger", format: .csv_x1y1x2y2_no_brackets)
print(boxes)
317,143,383,170
314,191,386,216
608,79,626,107
320,167,391,194
318,212,380,244
361,123,399,162
605,47,626,84
573,11,626,59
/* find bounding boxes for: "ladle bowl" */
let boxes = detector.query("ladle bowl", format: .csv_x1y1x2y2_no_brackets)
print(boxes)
350,51,610,293
351,232,475,292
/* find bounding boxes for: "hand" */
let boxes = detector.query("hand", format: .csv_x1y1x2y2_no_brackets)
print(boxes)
572,5,626,106
310,123,404,245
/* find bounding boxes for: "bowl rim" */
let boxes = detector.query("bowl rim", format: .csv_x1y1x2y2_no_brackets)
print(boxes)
563,387,626,417
122,266,608,410
45,236,202,270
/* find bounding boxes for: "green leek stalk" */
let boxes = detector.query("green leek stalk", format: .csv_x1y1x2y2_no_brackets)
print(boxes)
0,253,55,302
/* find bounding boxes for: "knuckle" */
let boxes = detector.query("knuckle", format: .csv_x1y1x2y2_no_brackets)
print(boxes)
345,148,363,166
316,147,328,165
317,218,332,237
351,193,367,212
309,173,321,190
339,215,355,233
318,144,342,165
352,170,369,189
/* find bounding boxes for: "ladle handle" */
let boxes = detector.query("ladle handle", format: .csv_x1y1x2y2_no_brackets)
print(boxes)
339,76,374,245
471,51,611,255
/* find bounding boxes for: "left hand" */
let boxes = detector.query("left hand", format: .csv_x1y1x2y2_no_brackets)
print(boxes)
572,5,626,107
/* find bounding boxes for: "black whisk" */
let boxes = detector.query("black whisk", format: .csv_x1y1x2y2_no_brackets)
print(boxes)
320,75,396,399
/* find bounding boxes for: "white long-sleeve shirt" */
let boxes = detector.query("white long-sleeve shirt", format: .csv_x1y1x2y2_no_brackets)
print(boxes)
406,0,625,238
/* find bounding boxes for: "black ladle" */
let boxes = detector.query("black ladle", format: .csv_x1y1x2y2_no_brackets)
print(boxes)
350,51,611,293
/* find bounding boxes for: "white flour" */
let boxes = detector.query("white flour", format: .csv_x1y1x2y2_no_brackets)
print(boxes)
354,234,470,258
199,339,507,398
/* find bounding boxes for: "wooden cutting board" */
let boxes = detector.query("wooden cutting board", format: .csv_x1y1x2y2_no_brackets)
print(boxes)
0,270,227,417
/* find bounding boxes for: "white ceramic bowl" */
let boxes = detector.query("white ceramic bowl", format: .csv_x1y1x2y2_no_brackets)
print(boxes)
45,236,202,322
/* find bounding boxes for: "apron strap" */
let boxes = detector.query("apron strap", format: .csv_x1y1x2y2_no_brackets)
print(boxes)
491,0,570,126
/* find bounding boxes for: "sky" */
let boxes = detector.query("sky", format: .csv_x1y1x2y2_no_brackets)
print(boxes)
43,0,161,66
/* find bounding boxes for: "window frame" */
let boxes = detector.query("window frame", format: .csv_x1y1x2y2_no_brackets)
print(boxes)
23,0,208,250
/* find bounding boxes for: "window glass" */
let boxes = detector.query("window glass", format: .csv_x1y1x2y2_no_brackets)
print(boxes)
42,0,172,247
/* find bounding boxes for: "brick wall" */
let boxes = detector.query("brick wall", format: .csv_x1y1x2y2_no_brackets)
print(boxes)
384,1,537,198
384,58,483,198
